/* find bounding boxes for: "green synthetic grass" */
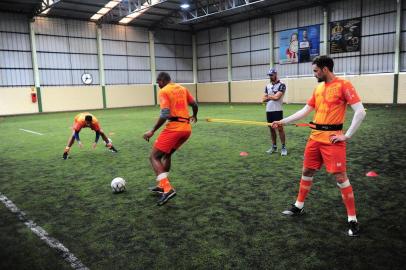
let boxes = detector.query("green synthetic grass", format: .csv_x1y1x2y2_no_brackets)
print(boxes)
0,104,405,270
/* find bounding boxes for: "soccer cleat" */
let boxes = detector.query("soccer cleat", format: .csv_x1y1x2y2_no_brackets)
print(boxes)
157,189,176,206
347,221,360,237
282,204,304,216
109,146,118,153
266,147,277,154
148,186,164,195
281,147,288,156
62,152,68,160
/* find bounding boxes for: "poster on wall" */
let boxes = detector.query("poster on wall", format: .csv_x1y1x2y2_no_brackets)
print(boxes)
330,18,361,53
279,25,320,64
298,25,320,63
279,29,299,64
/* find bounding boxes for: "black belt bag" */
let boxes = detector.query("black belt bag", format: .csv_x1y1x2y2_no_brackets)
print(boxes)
309,121,343,131
168,117,190,123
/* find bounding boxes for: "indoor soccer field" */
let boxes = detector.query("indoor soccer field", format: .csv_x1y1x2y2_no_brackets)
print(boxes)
1,104,405,270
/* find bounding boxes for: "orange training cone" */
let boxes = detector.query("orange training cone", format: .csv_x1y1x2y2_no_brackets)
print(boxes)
239,151,249,156
366,171,378,177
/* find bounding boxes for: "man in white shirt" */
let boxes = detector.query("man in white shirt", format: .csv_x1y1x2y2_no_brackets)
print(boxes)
262,68,287,156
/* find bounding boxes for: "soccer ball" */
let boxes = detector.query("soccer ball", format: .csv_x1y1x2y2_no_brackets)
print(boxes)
111,177,126,193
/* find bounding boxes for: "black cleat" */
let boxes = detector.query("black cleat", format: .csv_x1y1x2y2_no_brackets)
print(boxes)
110,146,118,153
62,152,68,160
282,204,304,216
157,189,176,206
347,221,360,237
148,186,164,195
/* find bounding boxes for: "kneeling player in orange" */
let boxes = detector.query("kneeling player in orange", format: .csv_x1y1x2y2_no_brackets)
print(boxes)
63,112,118,160
143,72,198,206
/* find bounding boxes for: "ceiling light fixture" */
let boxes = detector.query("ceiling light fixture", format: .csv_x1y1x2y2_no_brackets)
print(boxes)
40,0,54,15
180,3,190,9
119,0,161,24
90,0,122,21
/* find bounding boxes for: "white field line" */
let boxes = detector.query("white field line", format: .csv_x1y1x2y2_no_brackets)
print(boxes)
19,129,44,136
0,193,89,270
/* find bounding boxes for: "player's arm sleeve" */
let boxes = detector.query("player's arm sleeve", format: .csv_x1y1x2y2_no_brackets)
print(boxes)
94,131,100,143
147,91,169,133
345,102,366,138
74,131,80,141
281,104,314,125
160,108,170,119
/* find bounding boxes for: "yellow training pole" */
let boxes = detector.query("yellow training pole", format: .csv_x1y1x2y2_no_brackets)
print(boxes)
206,118,273,126
205,118,310,127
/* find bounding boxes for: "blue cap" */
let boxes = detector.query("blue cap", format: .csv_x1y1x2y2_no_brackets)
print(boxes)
267,68,277,75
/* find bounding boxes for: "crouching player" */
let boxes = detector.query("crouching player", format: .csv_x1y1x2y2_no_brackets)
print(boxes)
143,72,198,206
63,112,118,160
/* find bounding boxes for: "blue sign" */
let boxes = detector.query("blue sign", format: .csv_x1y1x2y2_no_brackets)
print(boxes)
279,25,319,64
298,25,320,63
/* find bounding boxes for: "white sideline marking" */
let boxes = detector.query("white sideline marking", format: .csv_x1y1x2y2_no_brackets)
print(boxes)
0,193,89,270
19,129,44,136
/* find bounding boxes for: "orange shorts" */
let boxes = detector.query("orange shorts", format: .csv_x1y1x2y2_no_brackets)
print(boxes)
154,129,191,154
303,138,346,173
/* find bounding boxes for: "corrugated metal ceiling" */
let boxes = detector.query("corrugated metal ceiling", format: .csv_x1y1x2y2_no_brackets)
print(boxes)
0,0,338,31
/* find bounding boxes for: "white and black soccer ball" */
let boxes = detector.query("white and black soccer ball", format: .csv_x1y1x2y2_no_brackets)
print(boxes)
111,177,126,193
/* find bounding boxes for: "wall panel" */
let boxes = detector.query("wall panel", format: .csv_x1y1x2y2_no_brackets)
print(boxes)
155,30,192,83
0,87,38,115
196,82,228,102
0,13,32,86
41,86,103,112
106,85,154,108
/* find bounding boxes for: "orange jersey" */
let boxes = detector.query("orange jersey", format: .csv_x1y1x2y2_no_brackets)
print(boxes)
307,77,361,144
73,112,100,132
159,83,195,132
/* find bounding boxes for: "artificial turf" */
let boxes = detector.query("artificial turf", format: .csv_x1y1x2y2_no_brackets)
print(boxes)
0,104,405,269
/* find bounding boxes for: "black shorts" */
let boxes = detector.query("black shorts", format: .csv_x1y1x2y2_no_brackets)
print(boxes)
266,111,283,123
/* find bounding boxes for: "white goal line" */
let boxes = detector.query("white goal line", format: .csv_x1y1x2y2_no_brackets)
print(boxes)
0,192,89,270
19,129,44,136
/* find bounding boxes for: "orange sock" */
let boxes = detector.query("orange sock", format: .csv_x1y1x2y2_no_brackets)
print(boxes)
160,178,173,193
156,172,172,193
295,176,313,208
338,180,357,218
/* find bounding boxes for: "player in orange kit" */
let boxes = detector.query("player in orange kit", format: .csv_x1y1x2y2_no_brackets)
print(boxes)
272,56,366,237
63,112,118,160
143,72,198,206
